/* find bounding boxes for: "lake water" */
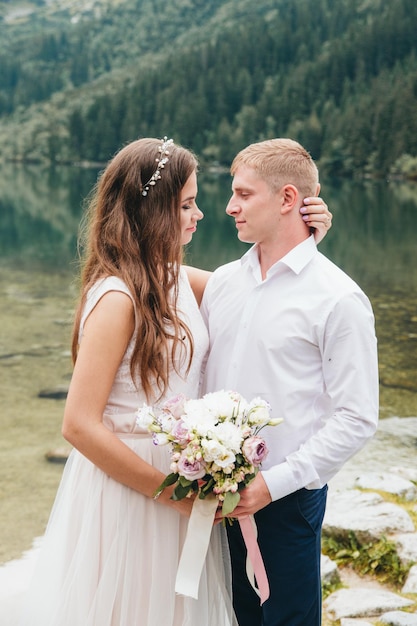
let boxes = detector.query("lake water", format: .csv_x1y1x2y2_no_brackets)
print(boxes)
1,163,417,566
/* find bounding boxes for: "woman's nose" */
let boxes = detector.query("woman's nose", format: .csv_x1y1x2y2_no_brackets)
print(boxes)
195,206,204,220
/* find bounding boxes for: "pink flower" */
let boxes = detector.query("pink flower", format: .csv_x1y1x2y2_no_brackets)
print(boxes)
162,393,186,418
177,453,207,480
171,419,190,444
242,436,269,466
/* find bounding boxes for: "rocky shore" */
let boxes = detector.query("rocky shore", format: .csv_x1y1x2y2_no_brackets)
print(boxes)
322,417,417,625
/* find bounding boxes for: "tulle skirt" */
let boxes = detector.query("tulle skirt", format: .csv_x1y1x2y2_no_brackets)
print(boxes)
17,435,236,626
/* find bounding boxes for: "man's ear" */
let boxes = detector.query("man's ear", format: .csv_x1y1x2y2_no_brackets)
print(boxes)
315,182,321,196
280,184,298,215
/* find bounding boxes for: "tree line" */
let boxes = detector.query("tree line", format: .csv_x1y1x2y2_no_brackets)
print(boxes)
0,0,416,178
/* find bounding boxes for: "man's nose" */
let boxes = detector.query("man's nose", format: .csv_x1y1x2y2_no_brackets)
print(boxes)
226,197,239,215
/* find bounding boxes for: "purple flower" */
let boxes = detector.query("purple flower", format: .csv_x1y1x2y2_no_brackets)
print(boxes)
242,436,269,466
171,419,190,444
177,453,206,480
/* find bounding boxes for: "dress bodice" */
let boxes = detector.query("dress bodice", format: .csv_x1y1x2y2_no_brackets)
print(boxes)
79,269,209,434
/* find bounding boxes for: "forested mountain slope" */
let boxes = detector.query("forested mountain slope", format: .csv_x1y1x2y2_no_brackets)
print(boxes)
0,0,416,178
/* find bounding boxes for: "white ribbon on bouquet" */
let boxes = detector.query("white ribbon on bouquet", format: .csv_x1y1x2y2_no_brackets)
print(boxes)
175,498,270,604
175,497,218,599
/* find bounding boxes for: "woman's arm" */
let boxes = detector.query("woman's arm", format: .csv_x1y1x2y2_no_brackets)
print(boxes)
62,290,193,516
300,196,333,244
184,265,212,306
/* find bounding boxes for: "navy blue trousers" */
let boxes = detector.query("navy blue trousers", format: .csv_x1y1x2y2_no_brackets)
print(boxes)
226,486,328,626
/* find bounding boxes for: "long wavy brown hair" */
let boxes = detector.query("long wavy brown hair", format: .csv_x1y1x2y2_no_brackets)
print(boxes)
72,138,198,400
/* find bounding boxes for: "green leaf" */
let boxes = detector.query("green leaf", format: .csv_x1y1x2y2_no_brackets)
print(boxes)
153,472,178,498
200,477,215,494
178,475,194,488
172,482,192,500
238,473,256,490
222,491,240,517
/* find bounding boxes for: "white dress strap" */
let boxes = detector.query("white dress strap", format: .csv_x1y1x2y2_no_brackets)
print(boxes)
80,276,133,337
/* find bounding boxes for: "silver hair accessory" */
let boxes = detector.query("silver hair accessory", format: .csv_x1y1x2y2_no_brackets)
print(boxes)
141,136,174,196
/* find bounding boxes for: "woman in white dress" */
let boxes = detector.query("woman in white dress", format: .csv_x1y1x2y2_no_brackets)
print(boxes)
18,137,235,626
17,137,331,626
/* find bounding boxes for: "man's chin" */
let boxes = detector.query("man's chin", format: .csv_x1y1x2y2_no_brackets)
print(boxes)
238,233,255,244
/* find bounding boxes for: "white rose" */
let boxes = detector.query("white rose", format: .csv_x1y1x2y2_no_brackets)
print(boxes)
202,390,247,421
213,421,243,452
247,398,271,426
183,400,217,436
201,438,225,462
136,404,156,430
159,412,175,434
201,440,236,470
153,433,170,445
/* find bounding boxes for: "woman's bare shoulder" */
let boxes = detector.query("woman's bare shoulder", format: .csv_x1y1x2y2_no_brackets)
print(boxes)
183,265,212,306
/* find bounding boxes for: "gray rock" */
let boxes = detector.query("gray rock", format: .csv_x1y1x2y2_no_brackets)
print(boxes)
390,466,417,484
378,417,417,444
324,588,413,620
354,472,417,501
38,385,69,400
401,564,417,594
392,533,417,566
44,447,72,464
380,611,417,626
323,490,415,543
329,418,417,492
321,554,340,586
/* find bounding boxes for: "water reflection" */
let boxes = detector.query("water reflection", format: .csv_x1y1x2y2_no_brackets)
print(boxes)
0,163,99,267
1,164,416,292
301,179,417,292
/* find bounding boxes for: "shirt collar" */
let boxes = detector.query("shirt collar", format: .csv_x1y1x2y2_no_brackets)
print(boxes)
241,235,317,277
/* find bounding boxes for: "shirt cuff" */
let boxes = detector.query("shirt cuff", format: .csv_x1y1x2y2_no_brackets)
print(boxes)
261,462,299,502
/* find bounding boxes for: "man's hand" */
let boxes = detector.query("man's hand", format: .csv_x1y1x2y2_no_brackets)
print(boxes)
215,472,272,522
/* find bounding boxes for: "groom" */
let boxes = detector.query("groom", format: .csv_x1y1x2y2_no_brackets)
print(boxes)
201,138,379,625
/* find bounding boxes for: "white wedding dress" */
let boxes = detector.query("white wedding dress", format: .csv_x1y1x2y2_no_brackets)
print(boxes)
17,270,236,626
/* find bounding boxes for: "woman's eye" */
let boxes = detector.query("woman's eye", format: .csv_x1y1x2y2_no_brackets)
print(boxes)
182,204,192,210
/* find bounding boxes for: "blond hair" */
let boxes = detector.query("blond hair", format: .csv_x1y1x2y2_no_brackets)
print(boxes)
231,138,319,198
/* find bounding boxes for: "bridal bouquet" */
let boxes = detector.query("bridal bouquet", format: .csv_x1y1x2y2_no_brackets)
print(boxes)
136,389,283,516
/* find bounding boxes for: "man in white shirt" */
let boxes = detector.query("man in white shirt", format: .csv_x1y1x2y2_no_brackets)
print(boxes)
201,138,379,626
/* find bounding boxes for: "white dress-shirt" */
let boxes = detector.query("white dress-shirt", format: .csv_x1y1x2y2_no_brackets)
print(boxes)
201,235,379,501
